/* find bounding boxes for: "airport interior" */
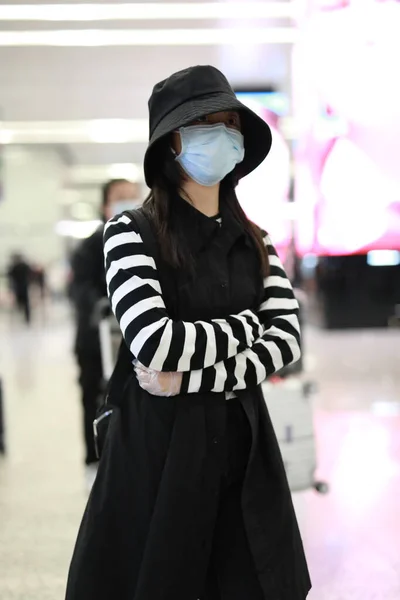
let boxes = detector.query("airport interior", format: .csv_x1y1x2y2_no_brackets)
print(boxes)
0,1,400,599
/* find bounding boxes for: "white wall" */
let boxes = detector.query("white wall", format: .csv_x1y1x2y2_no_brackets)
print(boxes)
0,146,67,273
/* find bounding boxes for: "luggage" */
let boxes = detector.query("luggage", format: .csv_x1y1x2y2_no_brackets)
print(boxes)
98,314,122,380
0,377,5,454
262,377,328,493
94,313,123,458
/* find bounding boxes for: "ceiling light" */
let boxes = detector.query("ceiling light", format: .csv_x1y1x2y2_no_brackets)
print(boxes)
68,163,143,184
1,119,148,144
0,129,14,144
1,117,296,144
87,119,147,144
0,3,299,22
0,27,298,47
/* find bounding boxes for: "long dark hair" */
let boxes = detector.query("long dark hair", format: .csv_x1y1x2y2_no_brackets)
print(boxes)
142,137,269,277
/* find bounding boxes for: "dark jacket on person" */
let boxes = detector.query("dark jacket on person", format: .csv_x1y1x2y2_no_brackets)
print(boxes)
66,197,311,600
70,226,107,358
7,259,31,299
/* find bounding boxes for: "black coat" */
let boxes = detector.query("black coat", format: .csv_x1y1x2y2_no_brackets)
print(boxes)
66,199,311,600
8,259,32,299
70,226,108,358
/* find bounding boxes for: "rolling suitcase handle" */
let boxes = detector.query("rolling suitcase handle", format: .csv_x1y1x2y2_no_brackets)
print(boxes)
99,318,115,381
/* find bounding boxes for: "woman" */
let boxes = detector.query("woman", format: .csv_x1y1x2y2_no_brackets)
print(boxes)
66,65,311,600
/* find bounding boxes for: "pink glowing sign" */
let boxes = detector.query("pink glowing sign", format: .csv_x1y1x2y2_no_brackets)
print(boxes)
235,92,292,259
294,0,400,256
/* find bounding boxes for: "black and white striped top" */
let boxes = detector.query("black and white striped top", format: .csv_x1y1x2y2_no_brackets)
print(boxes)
104,212,301,395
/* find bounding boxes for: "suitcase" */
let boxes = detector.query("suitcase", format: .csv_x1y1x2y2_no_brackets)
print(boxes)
98,316,122,380
92,314,123,458
0,378,5,454
262,377,328,494
92,298,122,381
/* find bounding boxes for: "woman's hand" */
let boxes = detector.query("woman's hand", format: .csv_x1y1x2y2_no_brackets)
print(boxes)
134,361,183,397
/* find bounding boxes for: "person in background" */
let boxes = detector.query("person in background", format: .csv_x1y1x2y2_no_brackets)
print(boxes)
7,253,33,324
70,178,139,489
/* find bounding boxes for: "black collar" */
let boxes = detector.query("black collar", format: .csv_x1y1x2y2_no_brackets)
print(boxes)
170,194,250,254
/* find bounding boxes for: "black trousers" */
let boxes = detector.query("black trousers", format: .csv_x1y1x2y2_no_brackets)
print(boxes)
77,353,103,465
16,291,31,324
203,399,264,600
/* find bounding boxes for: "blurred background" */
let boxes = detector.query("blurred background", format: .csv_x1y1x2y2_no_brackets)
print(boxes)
0,1,399,599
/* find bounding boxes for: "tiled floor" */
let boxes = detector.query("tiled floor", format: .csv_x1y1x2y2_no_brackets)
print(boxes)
0,303,399,599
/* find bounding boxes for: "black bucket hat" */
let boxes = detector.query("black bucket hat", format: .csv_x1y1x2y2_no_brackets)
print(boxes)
144,65,272,187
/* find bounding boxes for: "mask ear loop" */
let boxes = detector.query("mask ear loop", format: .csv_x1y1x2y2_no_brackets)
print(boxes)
171,128,183,159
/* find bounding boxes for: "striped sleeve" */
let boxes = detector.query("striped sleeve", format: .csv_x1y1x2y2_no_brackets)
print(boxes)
180,234,301,393
103,214,264,372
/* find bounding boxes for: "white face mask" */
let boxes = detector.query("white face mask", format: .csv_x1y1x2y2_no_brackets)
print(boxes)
175,123,245,186
110,199,142,218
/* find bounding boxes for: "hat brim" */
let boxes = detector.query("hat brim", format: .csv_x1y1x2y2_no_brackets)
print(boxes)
144,92,272,187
